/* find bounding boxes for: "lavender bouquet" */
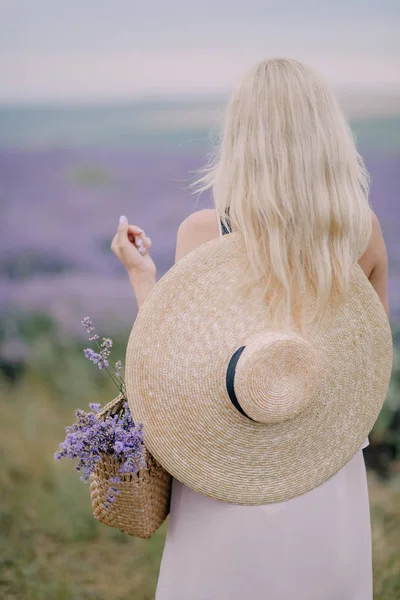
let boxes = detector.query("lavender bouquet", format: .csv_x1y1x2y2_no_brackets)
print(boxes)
54,317,147,509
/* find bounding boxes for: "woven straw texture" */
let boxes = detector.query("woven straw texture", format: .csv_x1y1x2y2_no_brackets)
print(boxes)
125,231,393,505
89,394,171,538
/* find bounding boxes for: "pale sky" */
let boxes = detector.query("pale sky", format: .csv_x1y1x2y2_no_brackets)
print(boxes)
0,0,399,102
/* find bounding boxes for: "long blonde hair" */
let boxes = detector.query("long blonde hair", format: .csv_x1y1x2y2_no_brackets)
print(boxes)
192,57,372,336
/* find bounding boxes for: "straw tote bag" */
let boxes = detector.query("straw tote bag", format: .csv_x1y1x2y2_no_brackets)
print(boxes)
89,393,172,538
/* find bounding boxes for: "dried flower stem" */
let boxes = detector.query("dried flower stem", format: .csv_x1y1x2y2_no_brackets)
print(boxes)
92,337,124,393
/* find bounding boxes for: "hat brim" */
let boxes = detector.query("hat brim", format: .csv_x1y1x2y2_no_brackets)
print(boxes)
125,232,392,504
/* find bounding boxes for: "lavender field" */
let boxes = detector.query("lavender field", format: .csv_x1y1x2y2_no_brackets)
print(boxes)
1,147,213,340
1,103,400,349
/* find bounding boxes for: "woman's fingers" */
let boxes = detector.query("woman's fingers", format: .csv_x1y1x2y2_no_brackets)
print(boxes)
111,216,151,257
127,226,151,253
127,224,145,236
136,235,151,255
117,217,143,242
127,225,148,246
111,216,156,279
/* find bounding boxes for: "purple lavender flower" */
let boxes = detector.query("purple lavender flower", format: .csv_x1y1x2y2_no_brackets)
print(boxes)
83,348,102,365
56,317,134,507
113,441,124,453
100,337,113,355
81,317,124,383
81,316,100,342
54,400,145,508
114,360,122,377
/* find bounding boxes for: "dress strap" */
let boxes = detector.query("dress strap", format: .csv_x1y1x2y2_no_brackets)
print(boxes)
220,208,232,235
220,219,231,235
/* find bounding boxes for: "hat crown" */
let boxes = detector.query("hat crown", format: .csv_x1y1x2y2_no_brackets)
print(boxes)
233,331,321,424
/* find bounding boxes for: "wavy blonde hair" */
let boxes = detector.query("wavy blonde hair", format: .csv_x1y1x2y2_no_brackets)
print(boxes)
192,57,372,336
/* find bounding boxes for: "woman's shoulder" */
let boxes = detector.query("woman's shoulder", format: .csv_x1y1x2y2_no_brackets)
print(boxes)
358,210,389,316
358,210,387,276
178,208,219,232
175,209,220,262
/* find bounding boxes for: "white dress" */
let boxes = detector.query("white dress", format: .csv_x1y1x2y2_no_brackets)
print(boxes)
155,217,373,600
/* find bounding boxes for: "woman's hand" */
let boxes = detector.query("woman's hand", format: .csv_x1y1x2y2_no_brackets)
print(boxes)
111,215,156,278
111,215,156,309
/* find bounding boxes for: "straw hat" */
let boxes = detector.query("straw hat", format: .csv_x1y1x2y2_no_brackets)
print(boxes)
125,232,393,505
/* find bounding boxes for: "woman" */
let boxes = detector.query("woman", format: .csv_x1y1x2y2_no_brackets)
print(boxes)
112,58,389,600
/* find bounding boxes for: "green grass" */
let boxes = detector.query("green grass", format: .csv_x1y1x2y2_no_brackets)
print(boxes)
0,372,166,600
1,365,399,600
369,471,400,600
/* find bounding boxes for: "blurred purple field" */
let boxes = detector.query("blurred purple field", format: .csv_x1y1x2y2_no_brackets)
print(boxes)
1,148,213,339
1,146,400,345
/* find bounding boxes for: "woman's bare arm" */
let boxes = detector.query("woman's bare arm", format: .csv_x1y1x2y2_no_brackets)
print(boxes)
358,211,390,318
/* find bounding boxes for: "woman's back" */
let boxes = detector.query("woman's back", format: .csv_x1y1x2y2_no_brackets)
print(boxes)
154,208,388,600
175,208,389,319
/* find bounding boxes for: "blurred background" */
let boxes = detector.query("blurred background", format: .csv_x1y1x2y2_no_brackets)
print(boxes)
1,1,399,599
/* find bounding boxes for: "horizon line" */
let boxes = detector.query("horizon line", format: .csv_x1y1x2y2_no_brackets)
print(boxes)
1,87,400,108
